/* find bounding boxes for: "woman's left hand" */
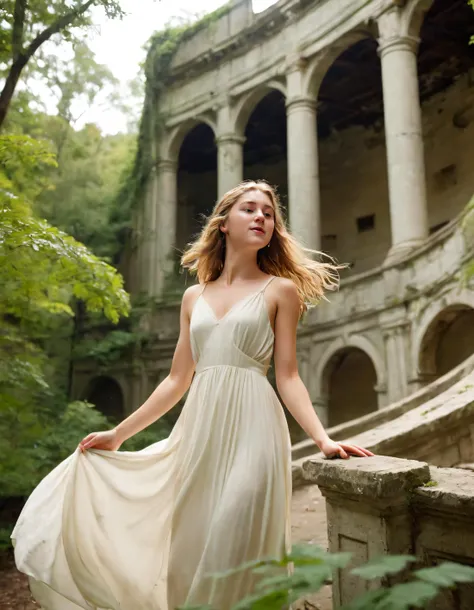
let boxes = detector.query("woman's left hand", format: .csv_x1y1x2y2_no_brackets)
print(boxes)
319,438,374,459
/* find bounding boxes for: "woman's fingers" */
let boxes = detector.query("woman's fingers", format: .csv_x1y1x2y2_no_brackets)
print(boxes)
79,433,97,451
340,443,374,457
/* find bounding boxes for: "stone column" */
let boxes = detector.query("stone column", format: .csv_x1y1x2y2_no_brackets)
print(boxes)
304,455,430,608
378,13,429,262
216,133,245,198
151,159,178,296
286,96,321,251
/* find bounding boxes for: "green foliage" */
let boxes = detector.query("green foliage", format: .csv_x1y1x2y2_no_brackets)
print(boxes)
461,196,474,285
183,545,474,610
0,132,130,497
0,1,126,129
470,0,474,44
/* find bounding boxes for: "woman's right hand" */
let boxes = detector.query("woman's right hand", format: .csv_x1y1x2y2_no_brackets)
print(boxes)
79,428,122,453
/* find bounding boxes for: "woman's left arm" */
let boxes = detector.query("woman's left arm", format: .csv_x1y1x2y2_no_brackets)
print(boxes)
272,279,373,459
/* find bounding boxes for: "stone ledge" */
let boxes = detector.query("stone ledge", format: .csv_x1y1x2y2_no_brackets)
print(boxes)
303,454,431,498
414,466,474,513
292,373,474,488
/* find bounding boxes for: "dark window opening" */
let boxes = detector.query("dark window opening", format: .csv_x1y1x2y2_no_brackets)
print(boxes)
357,214,375,233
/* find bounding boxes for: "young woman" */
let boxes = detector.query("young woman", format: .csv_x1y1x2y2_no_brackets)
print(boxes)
12,181,373,610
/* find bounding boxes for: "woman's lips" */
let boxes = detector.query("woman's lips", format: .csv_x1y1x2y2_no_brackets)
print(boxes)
251,227,265,235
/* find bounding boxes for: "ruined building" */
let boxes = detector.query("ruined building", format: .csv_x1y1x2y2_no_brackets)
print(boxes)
74,0,474,436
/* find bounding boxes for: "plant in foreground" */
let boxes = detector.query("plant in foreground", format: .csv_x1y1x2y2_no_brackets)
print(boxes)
182,544,474,610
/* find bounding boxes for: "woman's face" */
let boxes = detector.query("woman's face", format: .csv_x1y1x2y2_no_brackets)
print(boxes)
221,189,275,251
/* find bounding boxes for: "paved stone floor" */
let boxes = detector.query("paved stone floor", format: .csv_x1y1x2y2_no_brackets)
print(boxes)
291,484,332,610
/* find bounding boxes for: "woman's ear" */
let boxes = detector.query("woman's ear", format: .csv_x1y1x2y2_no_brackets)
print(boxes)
220,224,227,235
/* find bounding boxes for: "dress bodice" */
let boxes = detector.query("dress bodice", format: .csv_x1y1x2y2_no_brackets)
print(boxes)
190,278,275,377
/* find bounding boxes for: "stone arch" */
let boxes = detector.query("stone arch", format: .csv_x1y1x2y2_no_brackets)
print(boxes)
413,288,474,379
83,376,125,422
313,31,389,273
304,29,371,98
315,335,385,426
415,0,474,233
175,121,218,253
404,0,435,39
233,81,286,137
164,115,218,163
416,300,474,381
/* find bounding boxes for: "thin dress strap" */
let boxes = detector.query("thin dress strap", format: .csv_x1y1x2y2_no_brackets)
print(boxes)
261,275,276,293
199,283,208,297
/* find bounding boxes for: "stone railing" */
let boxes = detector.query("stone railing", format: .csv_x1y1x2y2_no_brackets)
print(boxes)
305,455,474,609
292,371,474,487
292,352,474,462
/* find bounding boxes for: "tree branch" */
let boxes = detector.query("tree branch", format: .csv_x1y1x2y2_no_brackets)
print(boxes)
12,0,27,61
25,0,97,61
0,0,98,130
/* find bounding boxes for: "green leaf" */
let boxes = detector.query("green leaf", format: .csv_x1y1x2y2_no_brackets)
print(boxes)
351,556,416,580
378,581,439,609
415,562,474,587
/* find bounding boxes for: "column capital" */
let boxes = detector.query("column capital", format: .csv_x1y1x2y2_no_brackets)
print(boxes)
215,133,246,146
286,96,317,114
285,53,307,75
378,34,420,58
156,159,177,173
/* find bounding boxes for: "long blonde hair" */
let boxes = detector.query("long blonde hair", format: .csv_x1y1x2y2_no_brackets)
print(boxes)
181,180,342,314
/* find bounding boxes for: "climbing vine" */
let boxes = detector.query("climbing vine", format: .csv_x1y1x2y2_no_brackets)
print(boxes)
113,3,233,259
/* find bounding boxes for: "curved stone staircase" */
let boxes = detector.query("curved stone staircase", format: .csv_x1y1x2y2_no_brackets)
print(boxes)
292,353,474,488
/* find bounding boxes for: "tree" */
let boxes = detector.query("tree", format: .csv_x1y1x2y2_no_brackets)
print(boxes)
0,131,130,496
0,0,125,129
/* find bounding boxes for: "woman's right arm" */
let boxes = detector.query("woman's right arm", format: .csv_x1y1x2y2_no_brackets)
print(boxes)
79,285,200,452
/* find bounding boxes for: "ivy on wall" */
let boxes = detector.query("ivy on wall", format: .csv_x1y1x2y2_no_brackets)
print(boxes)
115,3,233,254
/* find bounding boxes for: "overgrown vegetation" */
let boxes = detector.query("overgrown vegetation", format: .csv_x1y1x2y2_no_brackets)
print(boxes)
461,196,474,285
183,545,474,610
115,3,233,261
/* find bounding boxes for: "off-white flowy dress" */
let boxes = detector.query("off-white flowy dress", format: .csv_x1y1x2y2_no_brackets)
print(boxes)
12,275,292,610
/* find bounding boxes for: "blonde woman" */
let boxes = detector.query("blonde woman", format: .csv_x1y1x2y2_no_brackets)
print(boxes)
12,181,373,610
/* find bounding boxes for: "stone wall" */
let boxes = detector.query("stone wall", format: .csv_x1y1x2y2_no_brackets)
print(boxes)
305,454,474,608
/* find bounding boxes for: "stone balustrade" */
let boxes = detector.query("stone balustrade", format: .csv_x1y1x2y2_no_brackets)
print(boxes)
305,454,474,609
292,372,474,487
292,352,474,462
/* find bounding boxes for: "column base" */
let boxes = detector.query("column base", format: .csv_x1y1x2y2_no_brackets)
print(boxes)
383,238,426,266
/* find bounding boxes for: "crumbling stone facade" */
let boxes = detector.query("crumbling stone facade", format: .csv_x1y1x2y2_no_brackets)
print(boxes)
74,0,474,433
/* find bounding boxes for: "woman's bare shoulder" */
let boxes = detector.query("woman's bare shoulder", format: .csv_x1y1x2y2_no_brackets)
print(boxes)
270,276,299,298
181,283,204,310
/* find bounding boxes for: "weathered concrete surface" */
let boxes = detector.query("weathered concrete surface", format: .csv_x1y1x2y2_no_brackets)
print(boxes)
292,352,474,461
304,455,430,499
305,455,474,609
294,373,474,487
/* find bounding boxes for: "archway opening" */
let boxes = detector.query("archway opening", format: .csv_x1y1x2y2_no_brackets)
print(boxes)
419,305,474,380
176,123,217,253
323,347,378,427
418,0,474,233
84,376,124,422
318,38,389,274
243,90,288,215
